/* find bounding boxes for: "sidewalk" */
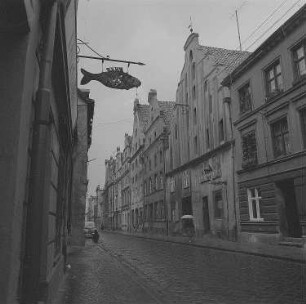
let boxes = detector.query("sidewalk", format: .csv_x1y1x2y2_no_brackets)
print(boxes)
107,230,306,264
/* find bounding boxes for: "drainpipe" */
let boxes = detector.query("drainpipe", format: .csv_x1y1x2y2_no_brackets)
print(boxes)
23,2,58,303
224,89,238,241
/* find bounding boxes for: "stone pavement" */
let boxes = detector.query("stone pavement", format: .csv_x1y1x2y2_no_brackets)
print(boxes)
53,233,305,304
115,230,306,264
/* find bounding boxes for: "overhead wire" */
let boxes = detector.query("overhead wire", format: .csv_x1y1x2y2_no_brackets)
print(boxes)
245,0,304,51
240,0,288,47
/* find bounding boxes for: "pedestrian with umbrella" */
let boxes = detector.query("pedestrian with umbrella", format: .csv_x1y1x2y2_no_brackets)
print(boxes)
181,215,195,243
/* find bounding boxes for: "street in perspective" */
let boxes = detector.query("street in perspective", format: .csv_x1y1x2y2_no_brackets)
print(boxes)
0,1,305,304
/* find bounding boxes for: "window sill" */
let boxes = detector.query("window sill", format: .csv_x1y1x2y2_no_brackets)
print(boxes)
265,90,284,102
249,218,264,222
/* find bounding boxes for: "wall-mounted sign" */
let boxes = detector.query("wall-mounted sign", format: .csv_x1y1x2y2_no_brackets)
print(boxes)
80,67,141,90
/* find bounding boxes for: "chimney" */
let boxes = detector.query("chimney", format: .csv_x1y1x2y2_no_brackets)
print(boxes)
133,98,140,113
148,89,157,105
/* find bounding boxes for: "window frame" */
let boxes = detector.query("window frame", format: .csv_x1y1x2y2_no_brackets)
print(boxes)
247,188,263,222
292,38,306,81
270,117,290,158
264,59,283,98
241,130,258,169
238,81,252,114
213,190,223,219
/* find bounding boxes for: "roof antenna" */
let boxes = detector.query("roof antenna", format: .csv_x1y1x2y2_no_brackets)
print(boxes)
231,1,248,51
188,16,193,33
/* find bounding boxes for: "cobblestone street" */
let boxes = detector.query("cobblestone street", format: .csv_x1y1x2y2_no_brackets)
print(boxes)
56,232,305,304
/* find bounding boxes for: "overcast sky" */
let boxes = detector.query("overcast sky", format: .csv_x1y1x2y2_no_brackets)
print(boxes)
77,0,305,196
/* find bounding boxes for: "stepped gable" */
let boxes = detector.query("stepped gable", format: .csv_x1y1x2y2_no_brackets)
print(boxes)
158,100,175,127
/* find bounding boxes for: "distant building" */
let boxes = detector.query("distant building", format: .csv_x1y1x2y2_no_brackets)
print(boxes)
130,98,149,231
222,4,306,246
121,134,132,231
166,33,249,239
143,90,175,234
70,89,94,246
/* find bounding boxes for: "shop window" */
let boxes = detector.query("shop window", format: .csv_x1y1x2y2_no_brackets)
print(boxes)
247,188,263,221
241,131,258,168
238,82,252,114
213,190,223,219
271,117,290,158
265,60,283,97
292,39,306,80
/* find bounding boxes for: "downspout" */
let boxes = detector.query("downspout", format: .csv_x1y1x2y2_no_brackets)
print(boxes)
23,2,58,303
224,80,238,241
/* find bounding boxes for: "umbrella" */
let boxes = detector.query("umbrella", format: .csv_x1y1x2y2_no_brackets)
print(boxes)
181,215,194,219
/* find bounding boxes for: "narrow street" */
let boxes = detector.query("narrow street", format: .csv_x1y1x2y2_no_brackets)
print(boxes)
57,232,305,304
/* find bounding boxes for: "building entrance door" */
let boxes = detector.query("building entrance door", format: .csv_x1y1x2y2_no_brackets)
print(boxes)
182,196,192,215
202,196,210,233
276,179,302,238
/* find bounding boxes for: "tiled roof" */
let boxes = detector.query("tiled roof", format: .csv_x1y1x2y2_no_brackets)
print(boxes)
137,104,150,126
158,101,176,126
199,46,250,74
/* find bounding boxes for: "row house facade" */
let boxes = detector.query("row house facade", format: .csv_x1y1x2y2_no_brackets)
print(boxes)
222,4,306,245
0,1,82,304
103,134,132,231
166,32,249,240
129,99,149,231
142,90,175,233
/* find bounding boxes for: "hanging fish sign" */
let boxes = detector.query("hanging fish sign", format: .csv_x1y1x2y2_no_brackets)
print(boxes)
80,67,141,90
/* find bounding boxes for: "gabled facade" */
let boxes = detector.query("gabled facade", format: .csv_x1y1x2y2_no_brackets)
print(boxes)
223,4,306,246
166,32,249,240
142,90,175,234
130,99,149,231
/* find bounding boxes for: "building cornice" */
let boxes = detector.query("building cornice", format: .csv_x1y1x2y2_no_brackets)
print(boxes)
166,140,234,177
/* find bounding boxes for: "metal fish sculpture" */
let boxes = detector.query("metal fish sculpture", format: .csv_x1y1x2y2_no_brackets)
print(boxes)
80,67,141,90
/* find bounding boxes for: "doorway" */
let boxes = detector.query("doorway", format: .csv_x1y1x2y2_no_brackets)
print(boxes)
276,179,302,238
182,196,192,215
202,196,210,233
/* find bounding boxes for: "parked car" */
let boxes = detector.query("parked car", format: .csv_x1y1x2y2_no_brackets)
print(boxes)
84,221,96,238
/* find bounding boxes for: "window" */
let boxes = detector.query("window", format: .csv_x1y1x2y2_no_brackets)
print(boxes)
192,62,196,80
189,50,193,62
238,82,252,114
271,117,290,157
192,85,196,99
155,174,158,190
300,108,306,148
154,153,157,167
204,80,208,92
265,60,283,96
194,136,198,155
149,178,153,193
213,190,223,219
175,124,178,140
206,128,210,149
160,172,164,189
170,178,175,193
247,188,263,221
193,108,197,124
183,171,190,188
241,131,258,168
160,149,163,163
209,94,212,113
292,40,306,79
149,159,151,170
219,119,224,142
